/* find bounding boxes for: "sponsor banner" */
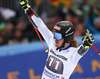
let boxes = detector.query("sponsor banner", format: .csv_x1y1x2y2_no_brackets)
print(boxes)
0,43,100,79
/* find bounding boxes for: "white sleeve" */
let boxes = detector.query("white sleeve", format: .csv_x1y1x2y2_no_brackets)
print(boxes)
71,45,85,64
30,15,53,46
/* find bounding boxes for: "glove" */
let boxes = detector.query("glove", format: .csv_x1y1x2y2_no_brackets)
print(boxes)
82,29,95,48
18,0,31,12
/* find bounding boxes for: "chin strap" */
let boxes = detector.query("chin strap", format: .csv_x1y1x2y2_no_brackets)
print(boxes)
56,41,65,50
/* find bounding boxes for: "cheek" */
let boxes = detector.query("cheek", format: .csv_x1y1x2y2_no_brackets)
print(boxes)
61,40,64,44
59,39,64,44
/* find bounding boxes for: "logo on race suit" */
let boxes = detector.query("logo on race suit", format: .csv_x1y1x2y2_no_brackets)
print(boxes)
50,49,67,61
44,69,60,79
61,77,65,79
54,26,61,31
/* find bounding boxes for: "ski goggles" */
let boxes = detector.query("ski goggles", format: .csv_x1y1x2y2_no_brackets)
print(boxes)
54,32,62,40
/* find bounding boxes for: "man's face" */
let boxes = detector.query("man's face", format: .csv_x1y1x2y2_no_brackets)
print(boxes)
54,38,64,47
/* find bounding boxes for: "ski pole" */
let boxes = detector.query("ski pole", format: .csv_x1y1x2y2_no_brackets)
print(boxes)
92,44,100,55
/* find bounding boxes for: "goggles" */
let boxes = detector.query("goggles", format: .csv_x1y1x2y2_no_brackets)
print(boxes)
54,32,62,40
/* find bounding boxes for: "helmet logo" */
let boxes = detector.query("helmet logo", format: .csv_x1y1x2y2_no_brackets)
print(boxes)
54,26,61,31
65,31,74,36
65,27,71,33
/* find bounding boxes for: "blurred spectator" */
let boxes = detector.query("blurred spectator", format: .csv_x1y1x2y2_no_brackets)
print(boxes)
56,3,76,20
94,17,100,31
72,15,83,26
5,22,14,34
65,15,74,24
0,0,100,46
0,22,7,41
8,28,29,45
16,18,27,32
0,22,14,43
75,23,85,37
0,34,6,45
45,16,56,32
79,0,90,17
0,22,6,32
16,17,40,41
85,4,100,35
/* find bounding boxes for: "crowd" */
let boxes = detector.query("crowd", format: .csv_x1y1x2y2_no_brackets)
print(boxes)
0,0,100,46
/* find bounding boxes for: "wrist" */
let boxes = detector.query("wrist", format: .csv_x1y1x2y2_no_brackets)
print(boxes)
82,44,89,49
22,4,31,13
19,0,31,12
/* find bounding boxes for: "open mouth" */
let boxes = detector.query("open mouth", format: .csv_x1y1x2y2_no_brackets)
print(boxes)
56,41,58,44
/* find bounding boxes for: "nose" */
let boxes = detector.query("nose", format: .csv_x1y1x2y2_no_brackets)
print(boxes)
54,38,58,41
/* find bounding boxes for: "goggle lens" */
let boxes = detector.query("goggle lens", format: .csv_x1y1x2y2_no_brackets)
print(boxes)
54,32,62,40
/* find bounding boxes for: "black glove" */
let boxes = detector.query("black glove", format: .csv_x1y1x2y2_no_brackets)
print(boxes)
82,29,95,48
18,0,31,12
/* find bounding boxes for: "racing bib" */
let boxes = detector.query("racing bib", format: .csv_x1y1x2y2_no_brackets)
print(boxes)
46,55,64,74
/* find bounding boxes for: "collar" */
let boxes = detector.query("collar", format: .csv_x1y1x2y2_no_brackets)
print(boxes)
59,45,71,52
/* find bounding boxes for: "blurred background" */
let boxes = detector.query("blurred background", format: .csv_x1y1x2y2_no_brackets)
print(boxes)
0,0,100,79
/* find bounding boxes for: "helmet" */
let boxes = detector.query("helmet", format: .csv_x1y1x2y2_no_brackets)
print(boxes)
53,21,75,43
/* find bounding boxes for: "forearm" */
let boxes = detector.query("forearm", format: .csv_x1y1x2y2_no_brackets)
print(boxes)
78,29,94,55
78,45,89,56
26,7,53,46
26,7,39,28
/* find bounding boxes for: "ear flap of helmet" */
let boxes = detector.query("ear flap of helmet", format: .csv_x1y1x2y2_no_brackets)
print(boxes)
64,34,74,43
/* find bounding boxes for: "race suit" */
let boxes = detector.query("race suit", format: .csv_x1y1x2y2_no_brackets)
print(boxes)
26,8,88,79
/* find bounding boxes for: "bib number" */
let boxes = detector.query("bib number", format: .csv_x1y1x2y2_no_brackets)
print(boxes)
46,55,63,74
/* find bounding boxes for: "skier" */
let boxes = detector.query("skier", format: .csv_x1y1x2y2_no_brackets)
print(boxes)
18,0,94,79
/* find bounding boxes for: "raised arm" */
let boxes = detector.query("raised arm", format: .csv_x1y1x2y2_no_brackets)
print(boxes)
18,0,53,46
72,29,94,64
78,29,94,55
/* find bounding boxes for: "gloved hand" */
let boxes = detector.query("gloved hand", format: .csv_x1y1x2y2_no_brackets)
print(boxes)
82,29,95,48
18,0,31,12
